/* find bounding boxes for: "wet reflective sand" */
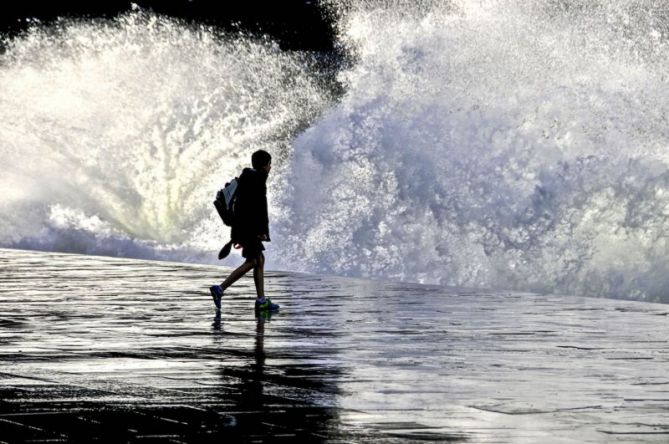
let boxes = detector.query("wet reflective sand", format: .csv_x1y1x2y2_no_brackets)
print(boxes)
1,248,668,443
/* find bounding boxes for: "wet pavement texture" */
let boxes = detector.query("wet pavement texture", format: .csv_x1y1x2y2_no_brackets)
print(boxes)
1,248,669,443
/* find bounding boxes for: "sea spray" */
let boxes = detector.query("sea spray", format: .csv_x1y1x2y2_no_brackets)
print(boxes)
0,11,334,262
272,0,669,301
3,2,669,302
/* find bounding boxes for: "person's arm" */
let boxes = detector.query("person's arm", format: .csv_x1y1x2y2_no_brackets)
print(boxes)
250,175,270,241
256,179,270,240
259,192,270,241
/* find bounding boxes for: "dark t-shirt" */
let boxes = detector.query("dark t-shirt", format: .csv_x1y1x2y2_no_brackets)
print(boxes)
231,167,270,244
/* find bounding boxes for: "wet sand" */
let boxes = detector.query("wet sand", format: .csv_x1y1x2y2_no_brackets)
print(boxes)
0,248,668,443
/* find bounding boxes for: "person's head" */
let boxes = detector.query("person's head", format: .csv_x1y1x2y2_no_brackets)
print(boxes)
252,150,272,174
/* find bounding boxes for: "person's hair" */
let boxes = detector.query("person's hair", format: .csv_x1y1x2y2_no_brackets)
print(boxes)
252,150,272,169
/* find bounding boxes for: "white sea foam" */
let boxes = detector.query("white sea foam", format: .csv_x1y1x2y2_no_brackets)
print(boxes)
0,12,332,263
2,2,669,301
273,0,669,301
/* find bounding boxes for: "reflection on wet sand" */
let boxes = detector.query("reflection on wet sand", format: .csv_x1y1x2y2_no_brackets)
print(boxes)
210,312,348,441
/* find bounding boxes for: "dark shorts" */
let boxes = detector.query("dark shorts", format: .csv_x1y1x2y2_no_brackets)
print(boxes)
240,239,265,259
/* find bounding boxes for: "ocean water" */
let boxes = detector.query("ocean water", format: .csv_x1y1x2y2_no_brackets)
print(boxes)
2,1,669,302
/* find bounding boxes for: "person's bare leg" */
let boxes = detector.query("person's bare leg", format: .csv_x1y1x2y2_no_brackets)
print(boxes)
253,253,265,298
221,258,256,290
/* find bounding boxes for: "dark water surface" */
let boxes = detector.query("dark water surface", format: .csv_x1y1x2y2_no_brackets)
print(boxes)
0,248,668,443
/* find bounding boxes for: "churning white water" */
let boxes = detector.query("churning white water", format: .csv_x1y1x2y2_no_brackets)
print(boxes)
274,0,669,301
0,11,332,261
2,1,669,301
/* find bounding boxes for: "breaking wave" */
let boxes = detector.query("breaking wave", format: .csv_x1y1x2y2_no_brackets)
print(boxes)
3,1,669,302
273,0,669,302
0,11,333,263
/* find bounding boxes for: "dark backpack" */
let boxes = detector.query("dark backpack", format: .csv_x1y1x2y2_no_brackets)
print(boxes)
214,178,239,227
214,178,240,260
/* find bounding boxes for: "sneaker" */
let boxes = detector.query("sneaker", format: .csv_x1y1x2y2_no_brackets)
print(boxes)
255,297,279,313
209,285,223,311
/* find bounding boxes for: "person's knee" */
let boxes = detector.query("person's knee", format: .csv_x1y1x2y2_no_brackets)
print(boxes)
245,253,264,268
245,257,258,267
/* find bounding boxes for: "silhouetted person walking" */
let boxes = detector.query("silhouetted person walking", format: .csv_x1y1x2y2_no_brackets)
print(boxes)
210,150,279,314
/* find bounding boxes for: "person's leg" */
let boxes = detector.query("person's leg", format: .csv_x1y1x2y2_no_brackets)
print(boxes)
252,252,278,313
252,253,265,298
221,257,257,290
